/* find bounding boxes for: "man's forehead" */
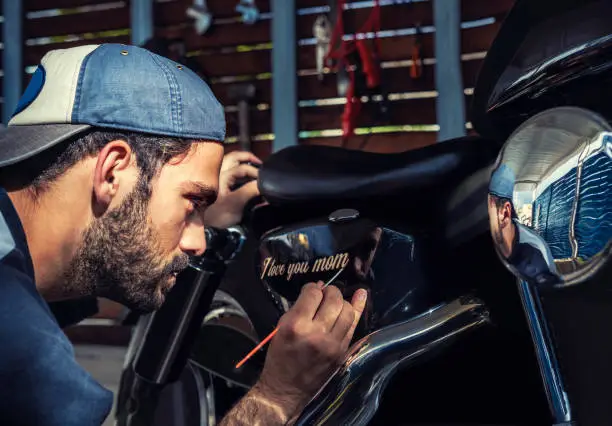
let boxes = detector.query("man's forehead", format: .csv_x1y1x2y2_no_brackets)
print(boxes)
166,141,223,171
157,142,222,193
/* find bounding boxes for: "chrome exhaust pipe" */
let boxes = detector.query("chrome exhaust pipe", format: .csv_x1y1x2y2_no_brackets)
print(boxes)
293,296,490,426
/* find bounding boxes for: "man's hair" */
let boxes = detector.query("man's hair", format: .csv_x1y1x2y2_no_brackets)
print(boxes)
490,193,518,219
24,129,195,197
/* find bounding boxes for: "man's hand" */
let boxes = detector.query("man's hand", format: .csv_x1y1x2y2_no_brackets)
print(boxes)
253,282,368,421
204,150,262,229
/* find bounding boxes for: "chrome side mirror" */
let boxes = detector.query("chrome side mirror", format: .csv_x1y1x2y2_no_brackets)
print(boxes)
487,106,612,288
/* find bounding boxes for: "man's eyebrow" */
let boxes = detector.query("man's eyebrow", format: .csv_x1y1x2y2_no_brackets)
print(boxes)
182,181,218,205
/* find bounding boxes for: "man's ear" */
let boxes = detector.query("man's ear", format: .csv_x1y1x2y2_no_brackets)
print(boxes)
499,202,513,227
92,140,134,209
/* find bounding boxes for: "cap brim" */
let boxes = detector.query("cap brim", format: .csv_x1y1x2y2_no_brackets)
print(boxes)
0,123,91,168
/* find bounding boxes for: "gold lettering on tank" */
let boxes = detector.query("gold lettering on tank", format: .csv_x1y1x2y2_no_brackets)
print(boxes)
260,253,349,281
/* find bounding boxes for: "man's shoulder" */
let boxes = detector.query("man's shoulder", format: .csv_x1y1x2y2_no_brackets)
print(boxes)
0,265,114,425
0,261,75,374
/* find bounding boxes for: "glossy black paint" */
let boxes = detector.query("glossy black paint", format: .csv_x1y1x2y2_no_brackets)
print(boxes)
472,0,612,143
257,214,435,338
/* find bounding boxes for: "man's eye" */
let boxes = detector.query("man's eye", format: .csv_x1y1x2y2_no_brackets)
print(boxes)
188,197,207,212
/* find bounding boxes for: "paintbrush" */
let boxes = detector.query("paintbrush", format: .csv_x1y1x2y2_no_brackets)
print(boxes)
235,267,345,369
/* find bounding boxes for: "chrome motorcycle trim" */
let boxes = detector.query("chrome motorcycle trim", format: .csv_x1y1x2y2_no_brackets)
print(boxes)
190,356,253,391
293,297,490,426
126,312,154,370
155,270,213,384
192,289,261,389
490,31,612,111
204,289,256,336
328,208,360,223
187,361,216,426
517,280,572,424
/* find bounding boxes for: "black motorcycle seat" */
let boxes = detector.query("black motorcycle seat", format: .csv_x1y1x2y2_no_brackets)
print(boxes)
258,135,500,208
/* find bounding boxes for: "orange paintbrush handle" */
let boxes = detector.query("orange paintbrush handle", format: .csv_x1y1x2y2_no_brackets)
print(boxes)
235,325,279,369
234,268,346,369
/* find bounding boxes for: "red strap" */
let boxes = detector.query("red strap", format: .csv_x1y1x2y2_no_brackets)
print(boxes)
325,0,350,64
326,0,382,66
357,0,381,53
327,0,381,141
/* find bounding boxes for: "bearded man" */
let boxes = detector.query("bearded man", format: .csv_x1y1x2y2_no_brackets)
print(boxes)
0,44,366,426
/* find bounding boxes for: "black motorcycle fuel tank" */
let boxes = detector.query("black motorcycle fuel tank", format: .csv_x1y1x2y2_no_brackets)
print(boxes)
256,209,436,338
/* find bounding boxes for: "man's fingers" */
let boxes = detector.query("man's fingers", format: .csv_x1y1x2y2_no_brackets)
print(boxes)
221,151,262,172
330,300,356,340
223,164,259,189
289,282,325,320
232,180,260,204
341,289,368,347
313,285,344,331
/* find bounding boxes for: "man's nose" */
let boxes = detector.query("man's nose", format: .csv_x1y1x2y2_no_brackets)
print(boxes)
180,224,207,257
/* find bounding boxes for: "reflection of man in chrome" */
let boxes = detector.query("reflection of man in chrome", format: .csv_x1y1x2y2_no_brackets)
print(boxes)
488,164,562,286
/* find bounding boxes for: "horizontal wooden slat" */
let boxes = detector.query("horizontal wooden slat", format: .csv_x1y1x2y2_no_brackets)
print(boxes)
225,139,273,159
26,0,127,11
224,131,437,159
158,18,271,51
25,7,129,38
210,57,482,109
299,97,440,131
462,0,514,21
225,91,471,137
298,58,483,101
192,0,271,18
154,0,271,27
24,0,191,12
225,109,270,137
296,0,333,8
297,1,434,40
161,1,432,49
159,0,510,53
192,49,267,78
303,131,437,153
297,0,513,22
298,23,500,70
225,95,460,137
191,23,498,78
211,78,272,106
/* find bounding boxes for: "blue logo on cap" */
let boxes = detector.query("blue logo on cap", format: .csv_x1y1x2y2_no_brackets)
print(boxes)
12,66,46,118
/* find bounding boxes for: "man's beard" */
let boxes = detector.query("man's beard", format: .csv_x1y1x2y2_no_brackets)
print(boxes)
62,183,190,312
493,216,510,259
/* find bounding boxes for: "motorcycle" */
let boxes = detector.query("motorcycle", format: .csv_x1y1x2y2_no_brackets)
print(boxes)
115,0,612,424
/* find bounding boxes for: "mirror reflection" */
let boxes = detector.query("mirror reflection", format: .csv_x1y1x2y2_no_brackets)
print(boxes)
487,107,612,286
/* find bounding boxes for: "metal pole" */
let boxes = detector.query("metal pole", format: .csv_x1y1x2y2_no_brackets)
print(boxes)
433,0,466,141
131,0,154,46
271,0,298,151
3,0,23,125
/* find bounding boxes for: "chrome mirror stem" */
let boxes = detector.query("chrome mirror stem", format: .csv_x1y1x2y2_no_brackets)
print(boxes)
517,280,574,425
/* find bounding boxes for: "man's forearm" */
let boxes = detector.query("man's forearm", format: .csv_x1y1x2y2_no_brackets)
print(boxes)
219,384,300,426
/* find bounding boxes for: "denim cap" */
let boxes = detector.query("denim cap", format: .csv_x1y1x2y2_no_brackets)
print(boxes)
489,163,516,200
0,43,226,168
